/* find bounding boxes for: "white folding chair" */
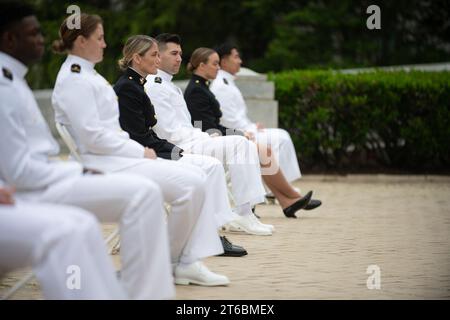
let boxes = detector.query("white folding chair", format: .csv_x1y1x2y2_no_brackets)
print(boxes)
55,122,82,163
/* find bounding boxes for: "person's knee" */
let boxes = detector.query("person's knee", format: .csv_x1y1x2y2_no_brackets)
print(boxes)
106,173,153,197
201,156,223,173
190,171,207,190
207,156,222,167
59,207,98,236
232,135,248,147
47,215,86,242
140,179,163,199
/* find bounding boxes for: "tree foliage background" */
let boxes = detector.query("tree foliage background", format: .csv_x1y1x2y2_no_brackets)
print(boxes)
27,0,450,88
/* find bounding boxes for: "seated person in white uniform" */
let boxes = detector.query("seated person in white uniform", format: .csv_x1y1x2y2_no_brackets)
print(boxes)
51,13,230,286
0,2,174,299
211,43,322,212
0,184,126,300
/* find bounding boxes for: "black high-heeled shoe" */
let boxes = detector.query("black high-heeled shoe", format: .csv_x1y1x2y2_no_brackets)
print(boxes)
283,191,313,218
304,199,322,210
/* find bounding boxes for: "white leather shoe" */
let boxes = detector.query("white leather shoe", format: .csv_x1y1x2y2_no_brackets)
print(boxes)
249,213,275,232
174,261,230,286
226,215,272,236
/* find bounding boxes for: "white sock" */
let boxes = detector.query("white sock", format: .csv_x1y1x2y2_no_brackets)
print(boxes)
233,202,252,217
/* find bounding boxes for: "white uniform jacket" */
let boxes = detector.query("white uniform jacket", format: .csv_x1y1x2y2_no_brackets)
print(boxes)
52,55,147,172
0,52,81,196
146,69,210,150
210,69,257,133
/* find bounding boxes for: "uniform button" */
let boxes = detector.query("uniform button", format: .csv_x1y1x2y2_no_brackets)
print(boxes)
129,76,133,80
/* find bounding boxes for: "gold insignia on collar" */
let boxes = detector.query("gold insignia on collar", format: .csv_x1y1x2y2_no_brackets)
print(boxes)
139,77,146,85
71,64,81,73
128,76,133,80
195,80,200,84
205,80,210,86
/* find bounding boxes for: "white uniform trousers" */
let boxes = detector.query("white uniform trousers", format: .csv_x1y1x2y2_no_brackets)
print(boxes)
179,154,238,228
185,135,266,207
0,202,126,300
15,173,174,300
255,128,301,182
116,158,224,264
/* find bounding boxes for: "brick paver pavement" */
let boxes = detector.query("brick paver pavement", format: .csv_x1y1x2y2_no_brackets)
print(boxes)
2,175,449,299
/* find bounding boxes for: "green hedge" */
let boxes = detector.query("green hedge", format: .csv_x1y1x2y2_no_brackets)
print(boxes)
270,70,450,173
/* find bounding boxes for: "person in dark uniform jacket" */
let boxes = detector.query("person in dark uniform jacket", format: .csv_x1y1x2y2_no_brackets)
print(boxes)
115,36,248,257
184,71,244,137
114,58,183,160
184,47,319,218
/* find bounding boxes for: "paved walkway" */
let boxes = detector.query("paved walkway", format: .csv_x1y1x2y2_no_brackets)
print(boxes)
2,175,450,299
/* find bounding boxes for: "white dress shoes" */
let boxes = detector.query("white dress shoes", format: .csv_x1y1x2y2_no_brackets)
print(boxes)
249,212,274,232
174,261,230,286
225,214,272,236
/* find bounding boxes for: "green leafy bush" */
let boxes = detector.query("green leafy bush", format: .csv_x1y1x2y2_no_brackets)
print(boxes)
270,70,450,173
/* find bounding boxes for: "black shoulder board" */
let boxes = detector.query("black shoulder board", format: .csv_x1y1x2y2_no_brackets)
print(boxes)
223,78,228,85
71,64,81,73
154,77,162,84
2,67,13,81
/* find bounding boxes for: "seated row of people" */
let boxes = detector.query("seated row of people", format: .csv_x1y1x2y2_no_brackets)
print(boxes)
0,2,321,299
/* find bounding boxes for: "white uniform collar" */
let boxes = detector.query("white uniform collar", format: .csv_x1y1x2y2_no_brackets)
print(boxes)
0,51,28,79
218,69,236,83
65,54,96,72
157,69,174,82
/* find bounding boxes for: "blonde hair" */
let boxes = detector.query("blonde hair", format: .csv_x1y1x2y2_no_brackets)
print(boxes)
187,47,216,73
52,13,103,53
118,35,157,71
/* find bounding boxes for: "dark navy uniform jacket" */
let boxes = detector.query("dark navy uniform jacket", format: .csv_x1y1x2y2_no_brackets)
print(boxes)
184,74,244,137
114,67,183,160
